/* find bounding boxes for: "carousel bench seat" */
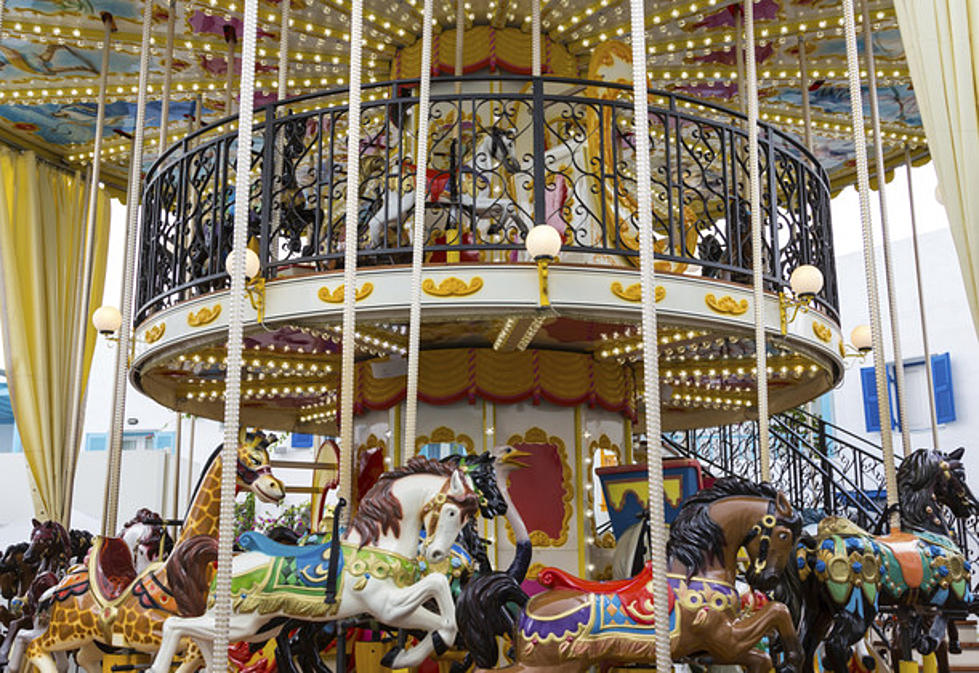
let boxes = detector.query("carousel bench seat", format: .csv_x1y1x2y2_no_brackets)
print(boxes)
93,537,138,602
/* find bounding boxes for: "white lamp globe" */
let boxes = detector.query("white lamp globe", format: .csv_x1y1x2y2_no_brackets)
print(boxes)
225,248,261,280
789,264,824,299
525,225,562,259
850,324,872,353
92,305,122,335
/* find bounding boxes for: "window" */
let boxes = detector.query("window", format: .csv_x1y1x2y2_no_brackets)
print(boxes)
860,353,955,432
84,430,175,451
291,433,314,449
417,442,468,460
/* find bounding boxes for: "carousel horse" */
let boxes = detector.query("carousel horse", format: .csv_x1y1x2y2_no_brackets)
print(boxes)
146,456,481,673
0,520,71,666
780,447,978,673
119,509,173,572
18,433,285,673
457,477,805,673
68,530,93,567
0,544,31,628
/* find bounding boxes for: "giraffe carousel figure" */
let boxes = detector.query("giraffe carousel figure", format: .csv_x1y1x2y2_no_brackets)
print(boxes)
13,432,285,673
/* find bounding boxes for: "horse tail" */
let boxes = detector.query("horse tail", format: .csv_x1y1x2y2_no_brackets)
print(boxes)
164,535,218,616
456,571,528,668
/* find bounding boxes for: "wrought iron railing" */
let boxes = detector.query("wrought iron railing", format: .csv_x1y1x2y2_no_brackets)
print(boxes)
137,75,836,325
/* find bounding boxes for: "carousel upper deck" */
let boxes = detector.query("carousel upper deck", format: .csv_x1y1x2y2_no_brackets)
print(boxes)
131,70,844,433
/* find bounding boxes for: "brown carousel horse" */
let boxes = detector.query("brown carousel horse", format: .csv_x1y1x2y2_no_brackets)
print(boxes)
0,542,32,628
18,433,285,673
457,478,804,673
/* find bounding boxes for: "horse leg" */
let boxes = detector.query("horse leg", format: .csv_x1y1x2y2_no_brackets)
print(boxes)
921,614,947,656
0,613,31,663
75,642,102,673
935,640,951,673
946,621,961,655
737,647,779,673
824,611,870,673
692,601,803,673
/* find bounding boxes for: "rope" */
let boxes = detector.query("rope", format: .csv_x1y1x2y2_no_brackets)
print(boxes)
403,0,435,465
532,0,541,77
841,0,900,530
735,10,746,115
905,145,939,448
455,0,464,93
278,0,290,100
861,0,910,458
628,0,670,666
210,0,259,667
102,0,153,537
798,34,813,152
159,0,176,153
744,0,770,482
338,0,365,527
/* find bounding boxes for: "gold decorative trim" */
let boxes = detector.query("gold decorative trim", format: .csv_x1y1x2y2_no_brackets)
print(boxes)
838,340,846,359
144,323,166,344
610,282,665,303
704,294,748,316
504,427,573,548
812,322,833,343
187,304,221,327
421,276,483,297
526,562,546,581
318,283,374,303
414,426,475,456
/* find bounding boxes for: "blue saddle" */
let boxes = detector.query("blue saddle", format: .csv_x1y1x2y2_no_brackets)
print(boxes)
239,531,342,588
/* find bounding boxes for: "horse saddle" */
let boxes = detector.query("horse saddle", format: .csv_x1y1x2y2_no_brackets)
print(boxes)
90,536,138,603
877,530,924,589
539,565,643,595
238,532,340,588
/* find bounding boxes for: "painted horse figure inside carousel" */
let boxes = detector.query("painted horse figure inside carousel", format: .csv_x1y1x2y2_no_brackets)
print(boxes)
781,447,979,673
457,477,804,673
146,456,481,673
18,432,285,673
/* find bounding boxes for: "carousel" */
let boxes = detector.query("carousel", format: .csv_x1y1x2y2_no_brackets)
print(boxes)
0,0,974,673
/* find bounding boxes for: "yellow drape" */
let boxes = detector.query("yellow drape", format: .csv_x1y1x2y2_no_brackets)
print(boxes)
894,1,979,334
0,148,111,523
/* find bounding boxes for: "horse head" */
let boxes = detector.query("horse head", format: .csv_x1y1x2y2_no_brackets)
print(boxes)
899,447,978,533
488,127,521,174
24,519,71,570
236,431,286,504
421,469,480,563
121,508,172,567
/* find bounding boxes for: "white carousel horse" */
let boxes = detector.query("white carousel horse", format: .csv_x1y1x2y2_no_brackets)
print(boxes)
146,457,481,673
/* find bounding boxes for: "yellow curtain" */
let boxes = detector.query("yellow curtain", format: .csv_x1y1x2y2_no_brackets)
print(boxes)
0,147,111,524
894,1,979,334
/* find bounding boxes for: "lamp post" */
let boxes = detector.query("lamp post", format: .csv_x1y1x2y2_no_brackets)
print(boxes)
779,264,825,334
525,225,562,308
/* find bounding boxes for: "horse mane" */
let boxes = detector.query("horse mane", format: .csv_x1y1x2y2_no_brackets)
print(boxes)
897,448,944,532
2,542,28,561
164,535,218,616
666,477,781,575
350,456,464,547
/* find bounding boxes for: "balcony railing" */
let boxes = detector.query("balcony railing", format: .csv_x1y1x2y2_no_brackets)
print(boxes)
137,75,836,325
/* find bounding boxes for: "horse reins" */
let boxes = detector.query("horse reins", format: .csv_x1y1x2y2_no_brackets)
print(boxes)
741,500,778,574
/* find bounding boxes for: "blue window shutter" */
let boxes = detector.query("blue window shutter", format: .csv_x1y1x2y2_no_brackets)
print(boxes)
860,366,880,432
291,433,313,449
886,363,900,431
931,353,956,424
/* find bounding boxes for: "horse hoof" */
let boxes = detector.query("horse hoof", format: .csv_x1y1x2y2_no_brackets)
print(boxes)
380,648,402,669
950,642,963,655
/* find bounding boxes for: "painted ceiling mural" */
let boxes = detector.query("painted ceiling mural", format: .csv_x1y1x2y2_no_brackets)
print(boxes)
0,0,925,189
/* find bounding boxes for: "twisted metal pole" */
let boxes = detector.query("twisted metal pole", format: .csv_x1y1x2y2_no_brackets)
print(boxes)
403,0,435,465
744,0,770,482
278,0,290,101
798,34,813,152
532,0,541,77
861,0,910,458
210,0,259,669
629,0,670,666
159,0,176,153
338,0,365,527
841,0,900,530
102,0,153,537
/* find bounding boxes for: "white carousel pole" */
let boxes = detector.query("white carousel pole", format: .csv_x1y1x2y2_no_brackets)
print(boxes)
225,26,237,115
455,0,464,93
337,0,365,527
798,34,813,152
65,13,114,527
403,0,435,466
210,0,259,669
159,0,176,153
841,0,899,530
861,0,910,458
904,146,939,449
744,0,770,482
101,0,154,537
278,0,290,101
628,0,670,667
532,0,541,77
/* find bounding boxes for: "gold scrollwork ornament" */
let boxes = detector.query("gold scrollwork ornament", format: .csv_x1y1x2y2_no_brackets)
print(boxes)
144,323,166,343
187,305,221,327
610,282,665,303
318,283,374,303
704,294,749,316
812,322,833,343
421,277,483,297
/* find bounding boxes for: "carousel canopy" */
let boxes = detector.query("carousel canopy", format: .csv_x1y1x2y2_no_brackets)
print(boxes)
0,0,926,193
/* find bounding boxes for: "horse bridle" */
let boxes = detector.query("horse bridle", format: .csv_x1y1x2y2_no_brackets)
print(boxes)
740,500,778,574
418,473,474,544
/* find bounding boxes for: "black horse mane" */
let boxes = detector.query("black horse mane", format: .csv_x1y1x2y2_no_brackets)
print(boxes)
666,477,782,575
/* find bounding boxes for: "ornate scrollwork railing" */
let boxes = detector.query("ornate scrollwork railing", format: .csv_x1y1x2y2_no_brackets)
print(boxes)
137,75,836,325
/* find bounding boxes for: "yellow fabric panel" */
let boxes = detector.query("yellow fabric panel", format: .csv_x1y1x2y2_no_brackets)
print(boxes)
894,0,979,335
474,350,535,398
0,148,111,523
419,348,472,400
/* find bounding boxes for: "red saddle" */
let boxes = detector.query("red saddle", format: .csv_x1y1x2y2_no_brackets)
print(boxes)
538,563,673,625
93,537,138,602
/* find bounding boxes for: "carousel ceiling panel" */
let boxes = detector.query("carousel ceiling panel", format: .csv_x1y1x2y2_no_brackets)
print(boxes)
0,0,926,190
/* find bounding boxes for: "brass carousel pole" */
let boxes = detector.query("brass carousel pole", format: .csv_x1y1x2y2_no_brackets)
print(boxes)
101,0,153,537
337,0,365,527
744,0,770,481
454,0,464,94
403,0,435,467
225,25,237,115
211,0,259,667
841,0,900,531
628,0,670,668
861,0,911,458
